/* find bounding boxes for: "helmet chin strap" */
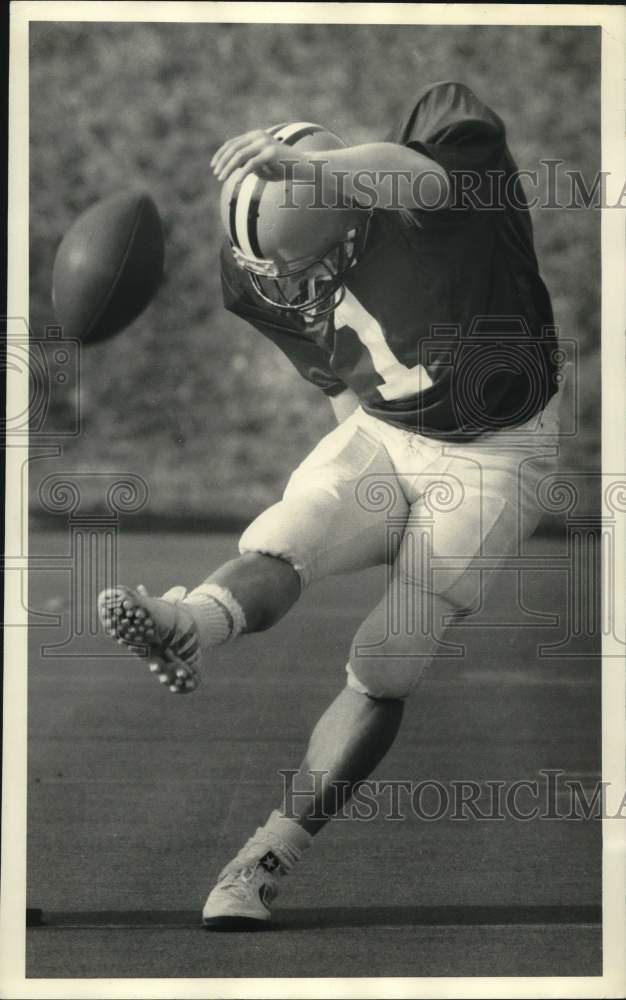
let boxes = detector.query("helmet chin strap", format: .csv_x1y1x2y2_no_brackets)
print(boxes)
300,282,345,321
295,273,342,317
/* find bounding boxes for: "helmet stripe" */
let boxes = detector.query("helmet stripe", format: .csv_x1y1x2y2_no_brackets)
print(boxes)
246,176,266,258
228,175,244,249
228,122,288,249
251,123,325,255
234,172,261,257
231,122,327,260
273,122,325,145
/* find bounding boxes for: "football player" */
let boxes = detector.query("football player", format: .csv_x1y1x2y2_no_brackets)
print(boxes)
99,82,562,929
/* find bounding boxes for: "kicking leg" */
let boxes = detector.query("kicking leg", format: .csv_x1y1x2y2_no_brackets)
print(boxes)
99,415,403,693
97,551,300,694
203,551,301,632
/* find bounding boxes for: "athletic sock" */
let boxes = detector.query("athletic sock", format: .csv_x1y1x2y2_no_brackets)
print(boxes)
258,809,313,873
182,582,247,652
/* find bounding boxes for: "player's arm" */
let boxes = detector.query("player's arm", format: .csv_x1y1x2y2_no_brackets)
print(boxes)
312,142,449,211
329,387,360,425
211,134,449,211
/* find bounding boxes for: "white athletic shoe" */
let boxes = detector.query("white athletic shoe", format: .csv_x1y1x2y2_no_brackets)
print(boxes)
97,584,201,694
203,833,287,930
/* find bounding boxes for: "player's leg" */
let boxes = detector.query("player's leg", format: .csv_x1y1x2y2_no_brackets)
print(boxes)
202,684,405,930
204,385,562,649
278,579,459,837
99,553,300,687
281,684,404,834
196,552,300,632
98,409,407,692
202,424,559,927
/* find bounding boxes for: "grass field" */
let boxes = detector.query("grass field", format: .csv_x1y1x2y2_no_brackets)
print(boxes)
26,531,601,979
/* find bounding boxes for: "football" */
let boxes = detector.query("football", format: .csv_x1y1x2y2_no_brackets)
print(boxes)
52,190,164,344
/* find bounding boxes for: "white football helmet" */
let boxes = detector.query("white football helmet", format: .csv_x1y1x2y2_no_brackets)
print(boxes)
220,122,370,315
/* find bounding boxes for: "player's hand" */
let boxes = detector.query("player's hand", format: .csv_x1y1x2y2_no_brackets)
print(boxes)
211,130,295,183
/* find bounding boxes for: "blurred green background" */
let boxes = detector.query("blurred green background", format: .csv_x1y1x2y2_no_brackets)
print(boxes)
29,22,600,522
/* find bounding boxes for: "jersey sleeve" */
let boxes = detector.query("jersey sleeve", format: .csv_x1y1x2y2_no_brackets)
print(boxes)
387,80,506,180
219,245,348,398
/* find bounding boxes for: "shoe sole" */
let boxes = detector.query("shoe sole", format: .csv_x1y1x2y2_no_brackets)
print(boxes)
98,586,200,694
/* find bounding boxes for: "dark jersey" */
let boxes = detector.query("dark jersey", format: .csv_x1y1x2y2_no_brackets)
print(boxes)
220,81,558,440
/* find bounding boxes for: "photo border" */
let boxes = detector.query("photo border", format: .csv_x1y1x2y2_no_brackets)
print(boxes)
3,3,625,998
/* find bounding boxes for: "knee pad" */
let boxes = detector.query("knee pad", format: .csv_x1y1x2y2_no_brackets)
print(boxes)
239,499,312,588
239,478,397,590
347,590,451,700
239,489,342,590
239,418,405,591
346,652,432,701
344,662,408,701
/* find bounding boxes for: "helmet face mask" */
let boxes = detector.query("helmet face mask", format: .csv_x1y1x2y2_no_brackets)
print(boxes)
232,217,370,318
251,258,341,316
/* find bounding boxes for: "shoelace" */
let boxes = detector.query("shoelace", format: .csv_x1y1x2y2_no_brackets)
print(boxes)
128,585,197,657
216,831,280,886
152,589,199,665
216,866,262,901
